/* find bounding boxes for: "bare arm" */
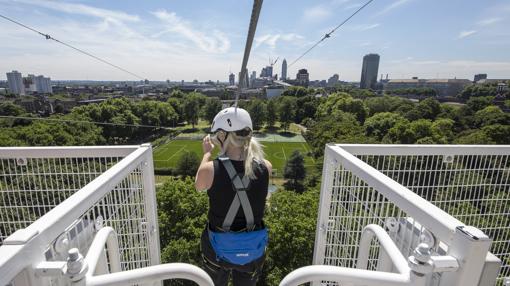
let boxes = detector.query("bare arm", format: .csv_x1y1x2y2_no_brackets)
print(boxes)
264,159,273,177
195,135,215,191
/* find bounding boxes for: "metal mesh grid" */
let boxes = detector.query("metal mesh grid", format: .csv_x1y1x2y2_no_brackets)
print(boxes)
323,162,432,271
0,156,122,244
42,164,152,271
357,153,510,282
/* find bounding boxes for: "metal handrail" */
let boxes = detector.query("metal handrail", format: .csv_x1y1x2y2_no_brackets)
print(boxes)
85,227,121,277
85,264,214,286
357,225,409,274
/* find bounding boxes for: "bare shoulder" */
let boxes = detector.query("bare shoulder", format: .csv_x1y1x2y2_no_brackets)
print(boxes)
195,161,214,191
263,159,273,174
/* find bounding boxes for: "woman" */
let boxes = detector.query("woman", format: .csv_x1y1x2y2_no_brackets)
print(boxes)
195,107,272,286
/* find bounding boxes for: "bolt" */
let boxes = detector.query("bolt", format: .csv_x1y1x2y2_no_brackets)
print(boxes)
67,248,84,275
68,248,79,261
413,243,432,264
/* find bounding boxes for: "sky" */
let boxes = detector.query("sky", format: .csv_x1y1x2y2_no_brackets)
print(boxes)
1,0,510,81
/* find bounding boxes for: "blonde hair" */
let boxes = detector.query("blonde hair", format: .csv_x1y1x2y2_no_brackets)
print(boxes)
211,131,265,179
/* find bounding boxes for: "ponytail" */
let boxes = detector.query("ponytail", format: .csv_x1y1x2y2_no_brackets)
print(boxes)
244,137,265,179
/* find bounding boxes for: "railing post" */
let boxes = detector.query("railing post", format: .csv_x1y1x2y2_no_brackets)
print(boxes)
311,145,337,286
140,144,161,267
439,226,492,286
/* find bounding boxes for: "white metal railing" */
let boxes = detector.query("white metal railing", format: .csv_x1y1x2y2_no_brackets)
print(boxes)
340,144,510,284
0,145,212,286
294,144,507,286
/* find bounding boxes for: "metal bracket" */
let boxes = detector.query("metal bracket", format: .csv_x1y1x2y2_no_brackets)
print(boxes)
35,261,67,277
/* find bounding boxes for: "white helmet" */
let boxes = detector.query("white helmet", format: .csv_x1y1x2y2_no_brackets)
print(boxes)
211,107,252,132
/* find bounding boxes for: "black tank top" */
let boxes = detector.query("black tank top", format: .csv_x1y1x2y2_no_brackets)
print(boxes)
207,158,269,232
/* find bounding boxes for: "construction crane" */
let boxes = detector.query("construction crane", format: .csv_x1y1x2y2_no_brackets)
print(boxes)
270,57,279,67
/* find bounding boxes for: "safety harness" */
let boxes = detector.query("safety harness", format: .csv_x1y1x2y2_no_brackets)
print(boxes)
208,156,268,265
218,156,254,231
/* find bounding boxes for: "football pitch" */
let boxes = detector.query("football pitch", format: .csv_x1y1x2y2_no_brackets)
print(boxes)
153,139,317,176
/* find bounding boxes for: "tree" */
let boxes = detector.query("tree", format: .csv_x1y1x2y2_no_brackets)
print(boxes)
157,177,208,286
278,96,296,131
176,151,200,177
202,97,222,124
259,188,319,285
466,96,493,113
266,100,277,128
283,150,306,193
316,92,368,123
247,99,267,130
306,111,368,157
182,94,201,129
474,105,508,127
364,112,406,140
416,97,441,120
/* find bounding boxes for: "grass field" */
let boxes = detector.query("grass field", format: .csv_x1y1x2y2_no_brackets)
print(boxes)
153,139,317,177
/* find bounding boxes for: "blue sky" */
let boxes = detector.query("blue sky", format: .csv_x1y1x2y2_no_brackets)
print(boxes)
1,0,509,81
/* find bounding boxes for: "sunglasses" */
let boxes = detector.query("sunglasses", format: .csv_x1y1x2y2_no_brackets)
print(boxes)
234,129,252,137
211,129,252,137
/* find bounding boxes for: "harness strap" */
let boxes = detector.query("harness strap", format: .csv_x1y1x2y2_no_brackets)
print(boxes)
218,156,254,231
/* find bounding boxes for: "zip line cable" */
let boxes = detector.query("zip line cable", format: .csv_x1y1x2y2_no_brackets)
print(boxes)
0,14,145,80
288,0,374,67
0,115,174,129
235,0,263,107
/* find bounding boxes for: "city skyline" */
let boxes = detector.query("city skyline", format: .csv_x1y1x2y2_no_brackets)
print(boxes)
1,0,510,81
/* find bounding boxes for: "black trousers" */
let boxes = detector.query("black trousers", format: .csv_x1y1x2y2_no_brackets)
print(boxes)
200,228,265,286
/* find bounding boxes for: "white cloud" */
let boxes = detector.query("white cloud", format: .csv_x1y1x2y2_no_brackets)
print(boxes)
352,23,381,31
254,33,304,49
151,10,230,54
457,30,478,39
303,5,332,22
375,0,410,16
476,17,502,26
10,0,140,22
344,3,363,10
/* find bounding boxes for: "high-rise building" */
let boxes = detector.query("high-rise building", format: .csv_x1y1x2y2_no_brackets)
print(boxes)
37,75,53,93
474,73,487,82
250,71,256,87
281,59,287,80
6,70,25,95
328,74,339,86
229,73,235,85
296,69,309,87
260,66,273,78
360,54,380,89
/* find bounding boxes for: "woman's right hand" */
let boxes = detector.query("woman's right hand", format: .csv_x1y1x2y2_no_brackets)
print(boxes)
202,135,215,154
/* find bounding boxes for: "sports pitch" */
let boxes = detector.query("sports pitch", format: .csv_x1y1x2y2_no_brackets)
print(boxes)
153,139,317,176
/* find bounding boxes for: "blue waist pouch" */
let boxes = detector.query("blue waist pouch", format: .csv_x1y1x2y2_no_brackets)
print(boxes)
208,228,268,265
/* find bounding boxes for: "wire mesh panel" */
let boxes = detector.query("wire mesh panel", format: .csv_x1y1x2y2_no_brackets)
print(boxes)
0,146,160,285
313,145,506,286
0,156,122,244
349,147,510,283
320,159,435,270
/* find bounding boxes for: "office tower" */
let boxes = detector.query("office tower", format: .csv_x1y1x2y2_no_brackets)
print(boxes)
229,73,235,85
360,54,380,89
281,59,287,80
6,70,25,95
474,74,487,82
296,69,309,87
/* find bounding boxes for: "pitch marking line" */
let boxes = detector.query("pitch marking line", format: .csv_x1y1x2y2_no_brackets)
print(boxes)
281,146,287,161
154,145,187,162
301,143,315,163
